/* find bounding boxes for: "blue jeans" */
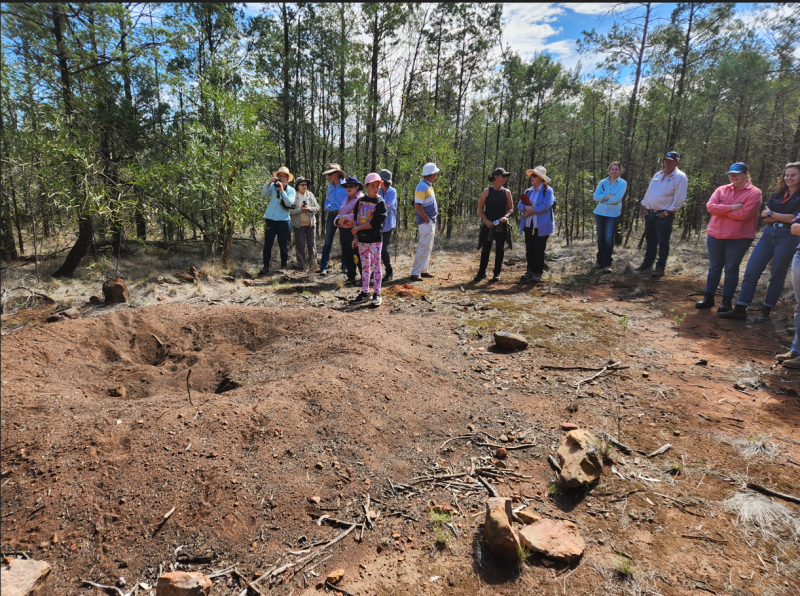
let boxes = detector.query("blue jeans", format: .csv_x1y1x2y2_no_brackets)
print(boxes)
704,235,753,297
642,211,674,269
319,212,342,272
791,253,800,355
595,214,619,268
263,219,290,271
736,225,797,307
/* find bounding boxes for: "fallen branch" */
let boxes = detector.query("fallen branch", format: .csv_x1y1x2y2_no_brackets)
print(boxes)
186,369,194,407
477,475,499,497
682,534,727,544
746,483,800,505
325,581,353,595
647,443,672,458
476,442,537,450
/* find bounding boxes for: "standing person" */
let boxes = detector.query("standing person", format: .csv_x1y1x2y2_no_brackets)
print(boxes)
351,173,387,306
409,163,439,282
473,167,514,283
318,163,347,276
289,177,320,270
776,191,800,368
378,169,397,281
518,166,555,282
695,163,762,312
592,162,627,273
636,151,689,277
259,166,296,277
720,162,800,322
334,176,364,286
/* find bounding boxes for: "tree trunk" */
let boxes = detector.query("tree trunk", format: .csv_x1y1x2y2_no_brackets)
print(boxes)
620,3,651,179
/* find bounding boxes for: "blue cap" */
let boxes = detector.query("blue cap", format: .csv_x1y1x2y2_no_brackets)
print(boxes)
343,176,363,191
726,162,748,175
664,151,680,161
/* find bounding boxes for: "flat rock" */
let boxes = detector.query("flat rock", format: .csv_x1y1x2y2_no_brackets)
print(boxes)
326,569,344,585
1,558,51,596
557,429,602,488
45,314,64,323
518,519,585,561
483,497,521,562
560,422,579,430
232,268,253,279
493,331,528,351
156,571,211,596
102,277,129,303
516,505,542,524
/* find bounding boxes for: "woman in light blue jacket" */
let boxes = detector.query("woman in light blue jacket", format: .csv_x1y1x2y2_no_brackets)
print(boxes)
592,162,627,273
519,166,555,282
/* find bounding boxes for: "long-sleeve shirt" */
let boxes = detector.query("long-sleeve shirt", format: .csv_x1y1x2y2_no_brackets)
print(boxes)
705,181,762,240
289,191,320,228
518,184,555,236
641,167,688,212
323,181,347,212
593,177,627,217
334,192,363,228
261,182,295,222
379,185,398,232
354,195,387,243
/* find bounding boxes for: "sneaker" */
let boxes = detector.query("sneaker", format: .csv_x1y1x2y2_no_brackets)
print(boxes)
318,269,328,276
371,293,382,307
351,291,370,304
345,278,358,287
651,268,665,278
490,275,501,283
472,272,487,283
775,351,796,362
602,267,613,274
421,272,435,278
782,357,800,369
257,268,270,278
531,273,542,282
635,263,652,272
521,270,534,281
383,272,394,282
409,275,422,282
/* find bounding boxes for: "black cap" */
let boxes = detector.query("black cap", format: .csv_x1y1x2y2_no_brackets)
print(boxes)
665,151,680,161
489,167,513,181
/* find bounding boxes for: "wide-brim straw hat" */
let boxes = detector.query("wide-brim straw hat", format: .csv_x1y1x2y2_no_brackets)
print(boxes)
322,163,345,177
525,166,551,184
273,165,294,183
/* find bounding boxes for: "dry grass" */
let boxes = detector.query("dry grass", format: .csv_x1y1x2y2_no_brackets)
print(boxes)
726,434,779,459
722,490,800,540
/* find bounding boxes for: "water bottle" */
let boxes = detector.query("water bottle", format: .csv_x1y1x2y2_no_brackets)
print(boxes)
493,219,500,226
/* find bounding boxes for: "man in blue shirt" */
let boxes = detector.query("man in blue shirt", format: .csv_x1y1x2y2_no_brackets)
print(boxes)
318,163,347,276
410,163,439,282
259,166,296,277
378,169,397,281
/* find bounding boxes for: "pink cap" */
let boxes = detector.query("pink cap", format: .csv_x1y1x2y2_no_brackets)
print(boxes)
364,172,382,185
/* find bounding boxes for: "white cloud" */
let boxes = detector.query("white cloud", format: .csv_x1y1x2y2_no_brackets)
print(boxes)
499,3,586,68
559,3,613,16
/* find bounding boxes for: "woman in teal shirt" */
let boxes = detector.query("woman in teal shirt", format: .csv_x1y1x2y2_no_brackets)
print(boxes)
592,162,627,273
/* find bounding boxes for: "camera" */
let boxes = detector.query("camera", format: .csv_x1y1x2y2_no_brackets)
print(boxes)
303,200,308,207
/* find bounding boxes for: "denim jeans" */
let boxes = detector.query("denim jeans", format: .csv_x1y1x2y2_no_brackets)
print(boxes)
595,214,619,268
704,235,753,297
791,253,800,355
319,212,342,272
736,225,797,307
642,211,674,269
263,219,290,271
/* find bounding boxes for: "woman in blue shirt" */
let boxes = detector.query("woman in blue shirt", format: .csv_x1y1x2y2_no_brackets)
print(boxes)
378,169,397,281
518,166,555,282
592,162,627,273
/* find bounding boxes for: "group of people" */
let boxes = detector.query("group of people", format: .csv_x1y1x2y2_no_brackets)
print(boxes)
259,157,800,365
259,162,441,307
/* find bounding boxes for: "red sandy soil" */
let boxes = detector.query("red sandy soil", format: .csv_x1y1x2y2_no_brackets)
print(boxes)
2,251,799,595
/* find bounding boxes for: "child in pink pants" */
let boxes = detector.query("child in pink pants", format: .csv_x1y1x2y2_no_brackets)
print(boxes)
350,173,388,307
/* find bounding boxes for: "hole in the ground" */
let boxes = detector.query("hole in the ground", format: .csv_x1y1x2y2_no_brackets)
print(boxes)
215,375,241,394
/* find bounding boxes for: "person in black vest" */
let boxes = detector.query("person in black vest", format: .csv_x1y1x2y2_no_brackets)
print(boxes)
473,167,514,283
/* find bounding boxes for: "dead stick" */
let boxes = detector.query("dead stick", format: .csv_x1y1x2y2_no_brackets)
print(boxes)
476,443,538,450
746,483,800,505
477,475,499,497
325,581,353,595
186,369,194,406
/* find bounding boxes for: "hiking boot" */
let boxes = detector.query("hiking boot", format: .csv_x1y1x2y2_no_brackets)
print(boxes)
473,272,487,283
717,296,733,313
781,357,800,369
635,263,652,272
351,291,370,304
521,270,534,281
383,271,394,282
718,304,748,320
409,275,422,282
602,267,613,274
257,268,270,278
421,272,435,278
490,275,501,283
775,351,796,362
531,273,542,282
651,268,665,278
371,293,382,307
758,306,772,322
695,293,715,309
344,277,358,287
